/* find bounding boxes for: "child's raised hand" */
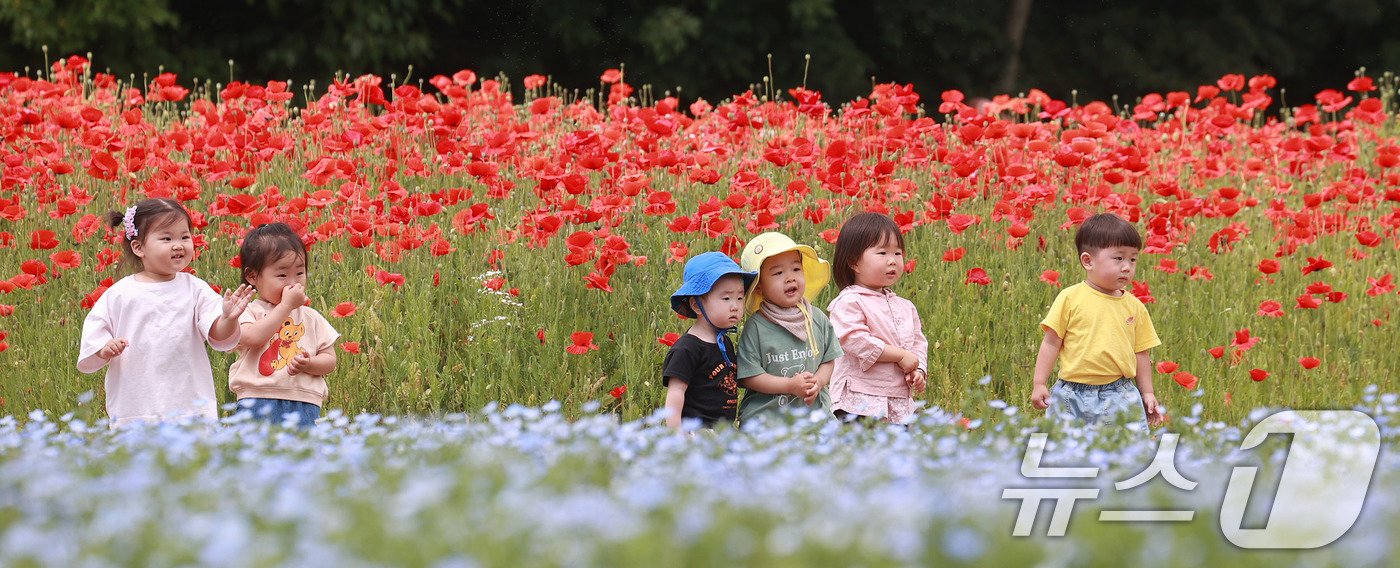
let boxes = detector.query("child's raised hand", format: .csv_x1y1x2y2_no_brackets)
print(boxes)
97,338,128,360
279,284,307,309
287,350,311,376
223,284,255,319
1030,384,1051,410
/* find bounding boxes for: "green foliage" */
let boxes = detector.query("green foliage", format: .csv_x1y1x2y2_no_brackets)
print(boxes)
3,0,1400,102
0,0,178,74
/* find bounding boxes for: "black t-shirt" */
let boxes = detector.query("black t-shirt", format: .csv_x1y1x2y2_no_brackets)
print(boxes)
661,333,739,427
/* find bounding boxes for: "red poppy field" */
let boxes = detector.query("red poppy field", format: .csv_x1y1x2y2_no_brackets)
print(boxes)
0,57,1397,424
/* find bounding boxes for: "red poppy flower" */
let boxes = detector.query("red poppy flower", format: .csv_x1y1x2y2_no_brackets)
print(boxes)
10,274,40,290
29,230,58,250
1257,259,1280,275
964,267,990,286
1305,282,1332,295
1295,294,1321,309
333,302,357,318
600,69,622,84
1039,270,1060,286
667,242,689,264
1356,231,1382,247
340,342,361,354
1231,329,1260,352
1327,291,1347,303
609,385,627,399
1257,300,1284,318
50,250,81,270
1302,256,1332,275
1217,73,1246,92
0,305,12,317
1249,368,1270,382
567,332,599,354
1130,281,1155,304
946,214,979,234
1367,274,1395,296
942,247,966,262
21,260,47,277
1208,346,1226,359
428,239,455,257
658,332,680,347
374,270,405,289
584,271,613,293
1173,371,1199,390
1298,356,1320,370
483,277,506,291
1347,76,1376,92
1157,361,1179,374
1155,259,1179,274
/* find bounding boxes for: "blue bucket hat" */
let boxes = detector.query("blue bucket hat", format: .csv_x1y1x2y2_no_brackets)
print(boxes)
670,252,757,318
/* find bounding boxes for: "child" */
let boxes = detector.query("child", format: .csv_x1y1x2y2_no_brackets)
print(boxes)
228,223,340,428
78,198,255,427
1030,213,1163,430
735,232,843,425
662,252,756,429
827,212,928,424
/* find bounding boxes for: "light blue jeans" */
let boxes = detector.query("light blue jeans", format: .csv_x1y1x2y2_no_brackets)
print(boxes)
1050,378,1148,431
238,398,320,428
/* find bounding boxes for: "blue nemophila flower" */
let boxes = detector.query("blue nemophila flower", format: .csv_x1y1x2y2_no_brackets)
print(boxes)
0,398,1398,566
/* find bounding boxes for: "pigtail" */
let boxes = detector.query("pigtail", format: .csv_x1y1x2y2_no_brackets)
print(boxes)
105,207,139,271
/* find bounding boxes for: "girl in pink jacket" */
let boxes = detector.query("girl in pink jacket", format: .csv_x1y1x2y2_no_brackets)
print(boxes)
827,213,929,424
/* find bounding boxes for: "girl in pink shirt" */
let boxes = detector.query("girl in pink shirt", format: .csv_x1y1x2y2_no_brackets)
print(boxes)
78,198,255,427
827,212,929,424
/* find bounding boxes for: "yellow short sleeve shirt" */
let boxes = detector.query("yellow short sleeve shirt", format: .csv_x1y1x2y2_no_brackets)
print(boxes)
1040,282,1161,385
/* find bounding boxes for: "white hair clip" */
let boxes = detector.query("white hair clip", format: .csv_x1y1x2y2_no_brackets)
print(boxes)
122,206,138,239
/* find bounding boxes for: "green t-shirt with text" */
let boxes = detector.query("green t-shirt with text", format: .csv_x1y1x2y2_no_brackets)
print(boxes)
736,308,843,424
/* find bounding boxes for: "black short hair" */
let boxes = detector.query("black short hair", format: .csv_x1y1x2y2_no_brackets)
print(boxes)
1074,213,1142,255
105,198,194,272
239,223,308,285
832,212,904,289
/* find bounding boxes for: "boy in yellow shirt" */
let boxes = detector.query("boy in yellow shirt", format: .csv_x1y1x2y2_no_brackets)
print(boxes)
1031,213,1163,430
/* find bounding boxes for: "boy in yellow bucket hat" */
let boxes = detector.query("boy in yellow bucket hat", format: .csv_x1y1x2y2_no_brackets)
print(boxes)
735,232,843,425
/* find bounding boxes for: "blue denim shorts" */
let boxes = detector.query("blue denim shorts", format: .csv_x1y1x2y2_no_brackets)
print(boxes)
1050,378,1148,431
238,398,321,428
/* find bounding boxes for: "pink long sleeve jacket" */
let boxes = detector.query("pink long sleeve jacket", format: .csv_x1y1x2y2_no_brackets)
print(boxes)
826,285,929,399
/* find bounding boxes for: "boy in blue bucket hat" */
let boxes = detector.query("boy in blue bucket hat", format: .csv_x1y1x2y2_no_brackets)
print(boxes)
662,251,756,430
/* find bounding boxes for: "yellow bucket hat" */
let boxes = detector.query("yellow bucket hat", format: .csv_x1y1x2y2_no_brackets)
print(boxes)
739,232,831,313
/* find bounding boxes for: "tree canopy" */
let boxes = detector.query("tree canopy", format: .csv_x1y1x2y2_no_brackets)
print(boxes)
3,0,1397,104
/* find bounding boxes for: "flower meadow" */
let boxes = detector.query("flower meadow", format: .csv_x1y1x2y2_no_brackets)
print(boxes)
1,56,1400,563
2,392,1400,567
1,58,1397,424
